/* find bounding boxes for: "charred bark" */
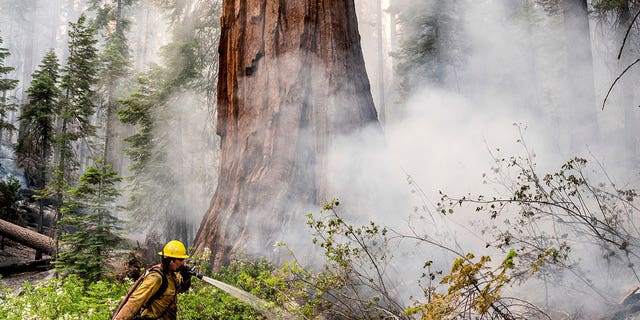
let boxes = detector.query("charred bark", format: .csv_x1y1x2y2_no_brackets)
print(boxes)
194,0,378,267
0,258,53,276
0,218,56,255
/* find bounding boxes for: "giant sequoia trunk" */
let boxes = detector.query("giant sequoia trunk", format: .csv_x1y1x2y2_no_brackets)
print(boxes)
194,0,378,266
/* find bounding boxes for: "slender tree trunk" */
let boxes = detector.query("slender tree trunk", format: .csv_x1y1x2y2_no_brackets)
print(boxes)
116,0,124,35
194,0,378,267
376,0,385,125
0,90,6,144
617,3,639,167
561,0,599,152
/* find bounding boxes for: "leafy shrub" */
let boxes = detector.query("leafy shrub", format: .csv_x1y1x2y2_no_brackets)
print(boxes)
0,257,291,320
179,284,264,320
0,274,129,320
0,176,24,225
215,254,286,302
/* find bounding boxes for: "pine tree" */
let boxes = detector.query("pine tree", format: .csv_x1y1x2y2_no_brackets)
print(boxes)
0,35,19,144
48,14,99,250
16,50,61,189
54,159,123,281
59,14,99,150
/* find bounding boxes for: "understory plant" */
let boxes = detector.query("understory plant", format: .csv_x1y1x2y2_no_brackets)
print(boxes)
277,199,549,320
439,143,640,305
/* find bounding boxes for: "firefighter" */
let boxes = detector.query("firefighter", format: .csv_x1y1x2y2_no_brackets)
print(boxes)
113,240,193,320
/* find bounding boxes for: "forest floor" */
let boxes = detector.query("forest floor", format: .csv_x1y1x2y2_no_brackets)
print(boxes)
0,239,54,294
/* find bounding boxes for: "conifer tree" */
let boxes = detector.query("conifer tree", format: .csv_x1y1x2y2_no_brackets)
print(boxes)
15,51,61,260
0,35,19,144
54,159,123,281
16,50,61,189
48,14,99,249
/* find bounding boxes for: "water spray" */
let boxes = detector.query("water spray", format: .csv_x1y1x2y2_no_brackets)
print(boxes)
190,269,297,320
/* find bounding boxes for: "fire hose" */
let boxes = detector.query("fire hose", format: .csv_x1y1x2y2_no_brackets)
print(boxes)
112,267,296,320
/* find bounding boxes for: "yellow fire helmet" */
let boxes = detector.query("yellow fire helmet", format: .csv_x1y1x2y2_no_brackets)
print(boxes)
158,240,189,259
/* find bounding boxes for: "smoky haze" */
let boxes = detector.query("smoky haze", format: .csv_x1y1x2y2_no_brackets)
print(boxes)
307,0,640,316
1,0,639,316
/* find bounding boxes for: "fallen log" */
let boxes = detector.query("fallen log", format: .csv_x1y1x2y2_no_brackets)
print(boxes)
0,258,53,276
0,218,55,255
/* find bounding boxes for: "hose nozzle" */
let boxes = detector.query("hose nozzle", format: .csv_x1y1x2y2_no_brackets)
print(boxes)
187,267,204,279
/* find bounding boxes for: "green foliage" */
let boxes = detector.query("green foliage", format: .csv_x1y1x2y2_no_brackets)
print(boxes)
179,284,264,320
45,14,100,245
281,200,552,319
215,255,286,302
54,159,123,281
406,252,527,319
0,176,23,225
1,257,286,320
99,32,131,90
0,274,129,320
94,5,133,162
0,35,19,138
59,14,99,144
179,255,286,320
15,50,60,189
117,66,173,224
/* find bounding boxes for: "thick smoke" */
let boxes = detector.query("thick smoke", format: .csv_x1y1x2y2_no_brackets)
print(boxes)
314,0,640,315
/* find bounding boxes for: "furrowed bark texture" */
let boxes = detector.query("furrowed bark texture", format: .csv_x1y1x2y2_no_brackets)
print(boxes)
194,0,378,267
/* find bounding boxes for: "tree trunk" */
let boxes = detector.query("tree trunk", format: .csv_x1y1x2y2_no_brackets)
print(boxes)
375,0,385,125
617,2,639,167
194,0,378,267
561,0,599,152
0,218,56,255
0,258,53,276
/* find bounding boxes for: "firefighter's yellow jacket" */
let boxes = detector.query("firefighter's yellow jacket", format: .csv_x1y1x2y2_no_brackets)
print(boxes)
114,265,189,320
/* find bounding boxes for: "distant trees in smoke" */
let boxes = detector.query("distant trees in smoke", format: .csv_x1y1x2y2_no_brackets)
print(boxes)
0,35,19,145
0,0,220,269
116,0,220,258
388,0,639,166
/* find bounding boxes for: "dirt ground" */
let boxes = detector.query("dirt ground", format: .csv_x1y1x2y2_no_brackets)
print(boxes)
0,238,54,294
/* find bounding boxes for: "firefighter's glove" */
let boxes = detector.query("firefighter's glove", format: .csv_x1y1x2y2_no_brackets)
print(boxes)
179,265,203,279
178,265,192,278
178,265,193,293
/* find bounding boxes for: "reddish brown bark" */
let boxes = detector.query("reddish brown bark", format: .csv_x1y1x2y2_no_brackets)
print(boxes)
194,0,378,267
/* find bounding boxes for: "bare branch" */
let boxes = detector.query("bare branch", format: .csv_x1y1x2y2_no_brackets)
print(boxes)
617,9,640,60
602,58,640,110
